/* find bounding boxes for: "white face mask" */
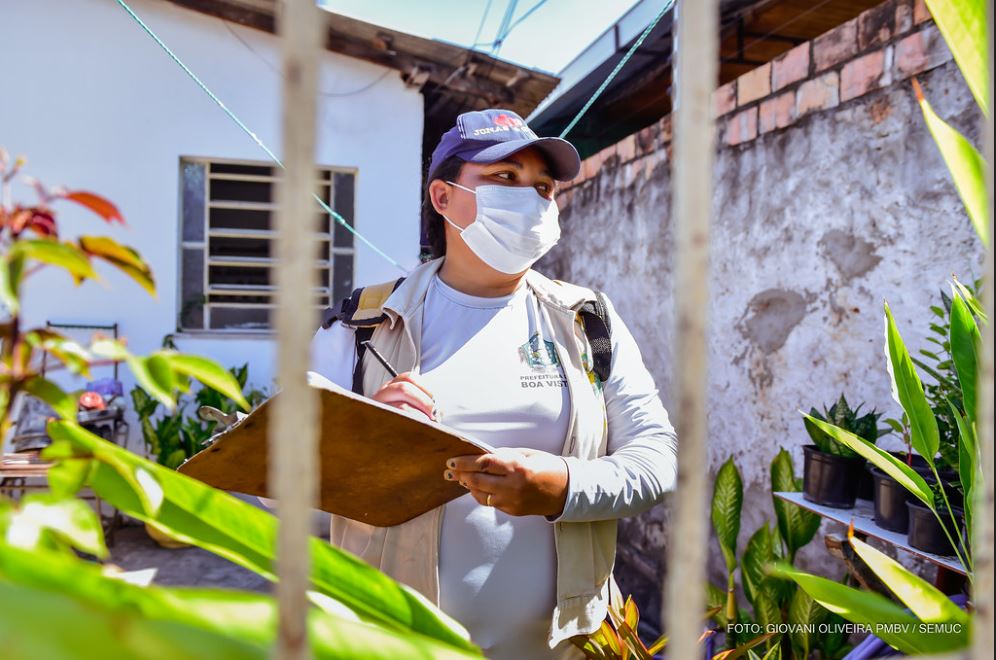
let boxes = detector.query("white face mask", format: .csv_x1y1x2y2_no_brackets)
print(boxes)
441,181,561,274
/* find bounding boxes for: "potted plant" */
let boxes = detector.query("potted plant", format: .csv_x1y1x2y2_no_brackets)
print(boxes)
870,414,927,532
802,394,884,509
907,491,965,557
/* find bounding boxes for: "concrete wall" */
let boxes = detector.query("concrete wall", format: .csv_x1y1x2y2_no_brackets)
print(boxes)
536,0,986,630
1,0,422,447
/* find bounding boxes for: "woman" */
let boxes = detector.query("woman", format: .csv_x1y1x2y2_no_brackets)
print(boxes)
310,109,678,659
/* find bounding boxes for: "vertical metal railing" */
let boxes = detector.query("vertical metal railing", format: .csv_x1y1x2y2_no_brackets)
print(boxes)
971,2,994,658
663,0,719,658
271,1,323,658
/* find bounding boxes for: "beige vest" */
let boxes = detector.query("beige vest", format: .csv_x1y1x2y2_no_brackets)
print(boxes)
329,256,622,650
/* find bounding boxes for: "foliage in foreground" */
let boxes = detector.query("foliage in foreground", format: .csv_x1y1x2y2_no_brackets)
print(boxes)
0,156,481,657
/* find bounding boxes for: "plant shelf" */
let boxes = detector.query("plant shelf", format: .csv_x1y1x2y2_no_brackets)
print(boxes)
773,491,966,575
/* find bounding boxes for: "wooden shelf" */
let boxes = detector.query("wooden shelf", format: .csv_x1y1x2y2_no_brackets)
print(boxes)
773,491,966,575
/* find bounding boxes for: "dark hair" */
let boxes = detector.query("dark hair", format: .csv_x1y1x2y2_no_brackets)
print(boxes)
420,156,465,262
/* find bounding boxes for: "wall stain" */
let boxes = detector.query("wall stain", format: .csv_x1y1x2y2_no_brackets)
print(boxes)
738,288,811,354
820,229,883,282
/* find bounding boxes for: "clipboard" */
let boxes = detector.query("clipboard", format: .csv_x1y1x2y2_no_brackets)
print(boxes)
177,372,494,526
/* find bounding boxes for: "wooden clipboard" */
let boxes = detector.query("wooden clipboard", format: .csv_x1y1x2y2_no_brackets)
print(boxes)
178,372,493,527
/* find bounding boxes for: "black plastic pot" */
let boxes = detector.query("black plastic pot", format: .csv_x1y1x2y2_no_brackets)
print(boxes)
907,500,964,557
803,445,865,509
872,467,911,533
856,467,874,501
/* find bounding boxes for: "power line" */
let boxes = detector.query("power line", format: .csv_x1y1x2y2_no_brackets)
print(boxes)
222,20,393,98
473,0,548,51
472,0,495,47
491,0,519,55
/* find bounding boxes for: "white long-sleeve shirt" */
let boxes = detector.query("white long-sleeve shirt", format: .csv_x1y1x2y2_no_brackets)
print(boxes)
310,276,679,522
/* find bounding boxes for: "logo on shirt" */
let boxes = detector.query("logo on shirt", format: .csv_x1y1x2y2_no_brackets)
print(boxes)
519,332,566,388
519,332,559,370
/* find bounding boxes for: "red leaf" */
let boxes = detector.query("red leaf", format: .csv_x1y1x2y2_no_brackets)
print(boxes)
6,206,58,237
27,209,57,237
63,191,124,224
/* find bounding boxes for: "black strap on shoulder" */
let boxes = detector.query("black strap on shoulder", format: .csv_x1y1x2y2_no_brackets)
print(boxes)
352,326,377,394
577,291,613,384
320,278,407,395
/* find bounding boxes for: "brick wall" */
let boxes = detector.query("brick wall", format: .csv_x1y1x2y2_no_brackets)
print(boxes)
558,0,952,201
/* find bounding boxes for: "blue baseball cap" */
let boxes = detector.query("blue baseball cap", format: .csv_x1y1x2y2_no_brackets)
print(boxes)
427,109,581,182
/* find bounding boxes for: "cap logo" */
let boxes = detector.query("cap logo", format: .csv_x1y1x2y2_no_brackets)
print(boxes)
494,113,523,128
472,112,530,137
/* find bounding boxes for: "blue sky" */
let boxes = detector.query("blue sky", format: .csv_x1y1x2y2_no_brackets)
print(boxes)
319,0,640,74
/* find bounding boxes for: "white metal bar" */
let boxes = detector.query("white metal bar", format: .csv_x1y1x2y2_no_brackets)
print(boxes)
270,0,323,658
971,2,993,657
209,200,280,212
209,172,334,183
207,228,332,240
663,1,718,657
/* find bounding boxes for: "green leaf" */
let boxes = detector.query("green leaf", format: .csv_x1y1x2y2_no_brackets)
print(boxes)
951,275,988,323
129,355,178,411
742,524,773,607
948,288,981,426
924,0,989,116
12,239,98,282
751,584,783,633
707,582,731,627
770,563,965,655
4,493,107,558
90,337,131,361
801,412,934,506
949,399,976,543
0,581,267,660
44,423,162,516
24,329,91,377
43,421,478,653
161,353,251,411
46,458,93,498
23,377,77,420
849,535,968,626
712,458,743,573
0,252,25,314
78,236,155,296
0,541,484,659
786,581,826,658
883,302,940,464
770,449,820,560
914,81,989,246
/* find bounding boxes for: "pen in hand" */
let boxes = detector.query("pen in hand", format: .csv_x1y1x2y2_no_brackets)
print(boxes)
361,339,399,377
361,340,440,421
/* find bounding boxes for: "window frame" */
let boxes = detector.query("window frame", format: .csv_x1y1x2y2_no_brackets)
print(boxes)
175,155,357,336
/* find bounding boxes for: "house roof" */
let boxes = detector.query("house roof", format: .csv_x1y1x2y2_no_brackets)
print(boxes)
162,0,560,121
529,0,886,158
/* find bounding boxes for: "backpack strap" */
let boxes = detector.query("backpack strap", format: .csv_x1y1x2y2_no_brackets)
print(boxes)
577,291,613,384
321,277,406,394
551,279,614,384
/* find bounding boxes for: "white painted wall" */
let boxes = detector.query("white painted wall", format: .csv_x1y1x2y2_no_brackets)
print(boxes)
1,0,423,442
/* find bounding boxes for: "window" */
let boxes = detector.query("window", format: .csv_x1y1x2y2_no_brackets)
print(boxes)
178,158,356,332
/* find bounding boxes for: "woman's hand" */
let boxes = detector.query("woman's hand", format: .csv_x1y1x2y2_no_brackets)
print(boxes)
443,447,569,518
370,371,437,422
